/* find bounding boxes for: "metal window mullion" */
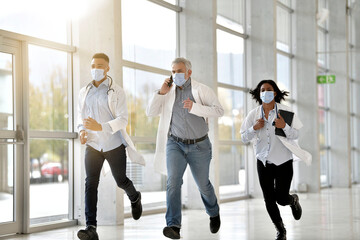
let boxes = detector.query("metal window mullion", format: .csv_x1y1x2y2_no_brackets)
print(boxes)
216,24,249,39
276,49,294,59
0,130,16,138
146,0,182,12
317,26,329,34
277,1,294,13
319,106,330,111
217,82,249,92
29,131,77,139
0,29,76,53
122,60,170,76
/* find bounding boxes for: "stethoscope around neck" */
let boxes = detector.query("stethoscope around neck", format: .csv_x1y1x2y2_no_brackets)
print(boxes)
86,75,115,95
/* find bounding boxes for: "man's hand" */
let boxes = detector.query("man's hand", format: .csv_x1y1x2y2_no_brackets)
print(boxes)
253,118,265,130
159,78,173,95
183,98,193,111
274,113,286,128
83,117,102,131
79,130,87,144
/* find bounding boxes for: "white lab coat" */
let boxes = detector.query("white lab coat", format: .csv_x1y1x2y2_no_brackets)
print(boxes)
146,79,224,175
78,80,145,166
240,103,312,165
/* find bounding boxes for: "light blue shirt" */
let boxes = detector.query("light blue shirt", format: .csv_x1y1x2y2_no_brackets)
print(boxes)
83,79,127,152
169,79,209,139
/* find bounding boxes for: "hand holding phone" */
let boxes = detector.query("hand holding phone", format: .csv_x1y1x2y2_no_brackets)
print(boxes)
159,76,173,95
168,75,173,87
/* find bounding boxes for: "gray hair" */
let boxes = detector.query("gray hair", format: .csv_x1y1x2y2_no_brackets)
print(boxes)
172,57,192,71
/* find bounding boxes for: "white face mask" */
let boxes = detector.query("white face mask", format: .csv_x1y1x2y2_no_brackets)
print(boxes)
172,73,186,86
260,91,275,103
91,69,105,81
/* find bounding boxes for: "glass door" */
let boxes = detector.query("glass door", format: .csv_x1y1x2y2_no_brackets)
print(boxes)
0,42,24,235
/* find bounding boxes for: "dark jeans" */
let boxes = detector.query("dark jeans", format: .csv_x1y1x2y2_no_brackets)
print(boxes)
84,145,138,226
257,159,294,223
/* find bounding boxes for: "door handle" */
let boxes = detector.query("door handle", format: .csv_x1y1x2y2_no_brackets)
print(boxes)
16,125,24,141
0,126,25,145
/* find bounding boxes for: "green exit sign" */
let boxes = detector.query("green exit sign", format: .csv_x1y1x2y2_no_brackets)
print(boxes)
317,75,336,84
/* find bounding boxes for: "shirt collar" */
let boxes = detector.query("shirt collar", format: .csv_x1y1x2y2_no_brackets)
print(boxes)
183,78,191,88
91,78,109,88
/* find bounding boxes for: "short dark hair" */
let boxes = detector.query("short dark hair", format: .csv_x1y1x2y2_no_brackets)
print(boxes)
92,53,109,63
249,79,289,105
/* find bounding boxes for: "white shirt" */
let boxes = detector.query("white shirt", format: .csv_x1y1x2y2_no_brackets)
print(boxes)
241,103,299,166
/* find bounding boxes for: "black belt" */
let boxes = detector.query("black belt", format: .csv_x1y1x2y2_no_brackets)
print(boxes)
169,133,208,144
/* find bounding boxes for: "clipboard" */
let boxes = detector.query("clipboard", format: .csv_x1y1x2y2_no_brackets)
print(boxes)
275,109,294,137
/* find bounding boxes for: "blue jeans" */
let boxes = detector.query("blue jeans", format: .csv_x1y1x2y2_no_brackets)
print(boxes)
165,136,219,228
84,145,138,227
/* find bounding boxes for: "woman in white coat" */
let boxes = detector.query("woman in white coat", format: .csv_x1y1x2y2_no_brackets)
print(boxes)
240,80,303,240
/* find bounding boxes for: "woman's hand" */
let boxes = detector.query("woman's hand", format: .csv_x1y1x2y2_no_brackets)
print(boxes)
274,113,286,128
253,118,265,130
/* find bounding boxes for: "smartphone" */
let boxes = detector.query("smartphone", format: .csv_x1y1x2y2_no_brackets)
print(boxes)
168,75,173,87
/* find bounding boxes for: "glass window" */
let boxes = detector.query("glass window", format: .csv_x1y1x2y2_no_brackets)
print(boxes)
217,29,245,87
320,149,329,186
318,0,328,29
122,0,177,70
123,67,168,138
28,45,69,132
217,0,244,33
219,145,246,198
0,144,14,223
124,143,166,212
218,88,244,141
276,53,291,95
318,109,327,147
318,85,326,107
29,139,69,224
276,6,290,52
0,0,69,43
0,52,13,130
317,30,326,67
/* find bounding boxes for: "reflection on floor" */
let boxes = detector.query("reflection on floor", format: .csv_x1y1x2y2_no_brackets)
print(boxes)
1,185,359,240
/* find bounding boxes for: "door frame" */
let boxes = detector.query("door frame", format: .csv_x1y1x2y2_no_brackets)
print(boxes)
0,36,25,236
0,30,77,236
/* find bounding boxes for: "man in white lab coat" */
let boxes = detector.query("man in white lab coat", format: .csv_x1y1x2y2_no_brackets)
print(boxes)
146,57,224,239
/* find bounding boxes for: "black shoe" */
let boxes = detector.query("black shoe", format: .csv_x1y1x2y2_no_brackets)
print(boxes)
274,221,286,240
163,226,180,239
210,215,221,234
77,226,99,240
131,191,142,220
290,194,302,220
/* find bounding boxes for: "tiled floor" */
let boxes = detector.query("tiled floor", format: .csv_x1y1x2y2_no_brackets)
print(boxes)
1,185,359,240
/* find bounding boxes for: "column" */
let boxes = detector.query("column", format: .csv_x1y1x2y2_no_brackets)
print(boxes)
328,0,351,188
247,0,276,197
72,0,124,225
179,0,218,209
293,0,321,193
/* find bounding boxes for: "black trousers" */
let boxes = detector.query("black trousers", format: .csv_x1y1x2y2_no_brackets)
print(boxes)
84,145,138,227
257,159,294,223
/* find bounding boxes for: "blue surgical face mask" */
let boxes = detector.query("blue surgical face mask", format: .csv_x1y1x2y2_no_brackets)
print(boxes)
91,69,105,81
260,91,275,103
173,73,186,86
